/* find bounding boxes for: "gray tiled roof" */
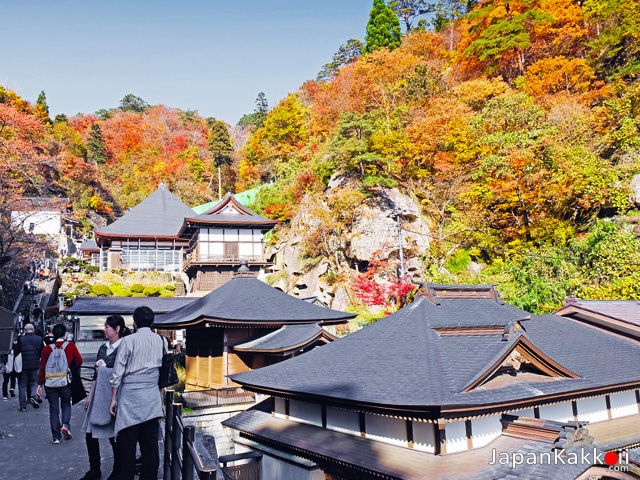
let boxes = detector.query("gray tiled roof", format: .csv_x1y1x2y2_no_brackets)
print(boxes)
559,298,640,326
153,277,356,327
229,294,640,412
233,324,332,353
64,296,197,315
95,183,195,238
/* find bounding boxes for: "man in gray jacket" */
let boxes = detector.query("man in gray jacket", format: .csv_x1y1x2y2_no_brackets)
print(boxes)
109,306,163,480
15,323,43,411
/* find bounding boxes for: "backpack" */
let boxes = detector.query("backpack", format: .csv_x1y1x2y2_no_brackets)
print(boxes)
44,342,70,388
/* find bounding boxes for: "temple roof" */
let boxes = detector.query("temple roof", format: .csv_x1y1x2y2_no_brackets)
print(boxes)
233,324,336,354
94,183,195,240
64,296,197,315
182,193,277,229
229,284,640,416
555,297,640,342
153,277,355,328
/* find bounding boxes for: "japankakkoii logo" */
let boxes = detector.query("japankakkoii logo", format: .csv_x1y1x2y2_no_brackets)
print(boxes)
489,447,630,472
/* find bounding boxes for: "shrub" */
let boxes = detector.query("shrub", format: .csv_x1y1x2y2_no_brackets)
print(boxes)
159,290,175,297
164,284,176,291
92,284,113,296
110,284,132,297
131,283,145,293
142,286,160,296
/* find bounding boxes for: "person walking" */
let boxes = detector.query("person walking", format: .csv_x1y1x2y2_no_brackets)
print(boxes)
1,350,18,400
80,315,131,480
37,323,83,444
15,323,42,411
109,306,164,480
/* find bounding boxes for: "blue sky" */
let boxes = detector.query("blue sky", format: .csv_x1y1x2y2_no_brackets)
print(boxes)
2,0,373,125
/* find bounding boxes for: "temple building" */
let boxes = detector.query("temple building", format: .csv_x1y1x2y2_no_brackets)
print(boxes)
153,277,356,390
223,284,640,480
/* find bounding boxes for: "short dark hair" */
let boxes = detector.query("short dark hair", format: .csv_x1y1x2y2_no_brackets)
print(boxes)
52,323,67,340
133,306,154,328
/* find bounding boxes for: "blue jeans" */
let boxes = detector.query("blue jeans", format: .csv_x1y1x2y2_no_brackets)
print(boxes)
18,369,38,408
45,385,72,441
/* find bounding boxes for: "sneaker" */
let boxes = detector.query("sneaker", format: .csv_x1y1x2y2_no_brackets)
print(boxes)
61,426,72,440
19,406,27,412
2,396,7,400
36,395,42,404
52,438,60,444
29,397,39,408
9,389,15,397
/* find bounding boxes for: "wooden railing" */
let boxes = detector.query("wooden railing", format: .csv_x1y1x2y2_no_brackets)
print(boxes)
183,253,268,270
163,390,261,480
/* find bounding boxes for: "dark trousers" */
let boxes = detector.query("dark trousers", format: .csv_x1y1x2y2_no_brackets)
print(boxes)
2,371,17,397
117,418,159,480
45,385,72,441
86,432,118,473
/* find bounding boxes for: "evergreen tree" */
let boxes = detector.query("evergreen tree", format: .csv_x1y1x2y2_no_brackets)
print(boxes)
86,123,109,164
363,0,402,54
317,39,363,81
237,92,269,129
34,90,50,124
208,119,233,199
119,94,150,113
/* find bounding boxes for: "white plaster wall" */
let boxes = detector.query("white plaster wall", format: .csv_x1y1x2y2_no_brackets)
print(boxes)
412,422,435,453
365,414,408,447
274,397,286,419
471,415,502,448
577,396,609,423
259,452,324,480
289,400,322,427
326,406,359,435
445,421,467,454
510,408,534,417
12,211,61,235
538,402,574,422
609,391,639,419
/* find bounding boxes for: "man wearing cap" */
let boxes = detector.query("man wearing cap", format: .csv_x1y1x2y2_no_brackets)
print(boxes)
15,323,43,411
109,306,164,480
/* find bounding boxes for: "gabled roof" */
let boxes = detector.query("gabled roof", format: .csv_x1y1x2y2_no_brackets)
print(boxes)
229,284,640,416
182,193,277,229
79,239,99,251
233,324,336,354
153,277,355,328
556,296,640,340
94,183,195,241
192,186,262,214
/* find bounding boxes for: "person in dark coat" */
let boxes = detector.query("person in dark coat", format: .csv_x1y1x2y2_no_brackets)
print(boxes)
15,323,43,411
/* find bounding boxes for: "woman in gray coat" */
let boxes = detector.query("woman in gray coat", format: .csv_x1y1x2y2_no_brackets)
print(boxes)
79,315,131,480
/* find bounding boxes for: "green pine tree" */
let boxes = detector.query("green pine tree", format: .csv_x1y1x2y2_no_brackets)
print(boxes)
363,0,402,54
208,120,234,199
86,123,109,164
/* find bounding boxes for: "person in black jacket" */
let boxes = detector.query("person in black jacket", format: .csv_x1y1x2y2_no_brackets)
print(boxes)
15,323,43,411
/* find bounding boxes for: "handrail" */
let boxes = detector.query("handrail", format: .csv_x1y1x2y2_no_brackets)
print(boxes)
163,389,261,480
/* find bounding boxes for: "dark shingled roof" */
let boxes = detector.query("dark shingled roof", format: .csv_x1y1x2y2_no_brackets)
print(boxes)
233,324,335,353
229,290,640,414
64,296,197,315
557,297,640,327
94,183,195,239
153,277,355,327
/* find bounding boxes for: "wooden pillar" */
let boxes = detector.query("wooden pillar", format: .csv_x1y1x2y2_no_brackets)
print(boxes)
635,390,640,414
465,420,473,450
572,400,579,421
435,420,447,455
407,420,414,449
533,407,540,419
605,395,612,420
359,412,366,438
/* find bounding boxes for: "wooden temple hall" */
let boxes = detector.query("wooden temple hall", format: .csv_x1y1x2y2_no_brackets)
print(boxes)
153,277,356,390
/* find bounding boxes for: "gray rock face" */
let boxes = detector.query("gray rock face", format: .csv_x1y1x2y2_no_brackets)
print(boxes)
264,178,430,311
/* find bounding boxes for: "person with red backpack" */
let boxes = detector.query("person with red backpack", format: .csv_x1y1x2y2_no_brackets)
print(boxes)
37,323,83,444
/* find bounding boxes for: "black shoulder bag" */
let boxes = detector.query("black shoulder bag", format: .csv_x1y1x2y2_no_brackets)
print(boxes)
158,337,179,389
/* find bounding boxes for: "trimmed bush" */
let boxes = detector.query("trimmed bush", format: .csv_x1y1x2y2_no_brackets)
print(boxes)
92,284,113,296
142,286,160,296
164,284,176,291
131,283,145,293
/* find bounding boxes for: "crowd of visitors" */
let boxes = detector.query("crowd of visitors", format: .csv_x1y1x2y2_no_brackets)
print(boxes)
3,306,167,480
